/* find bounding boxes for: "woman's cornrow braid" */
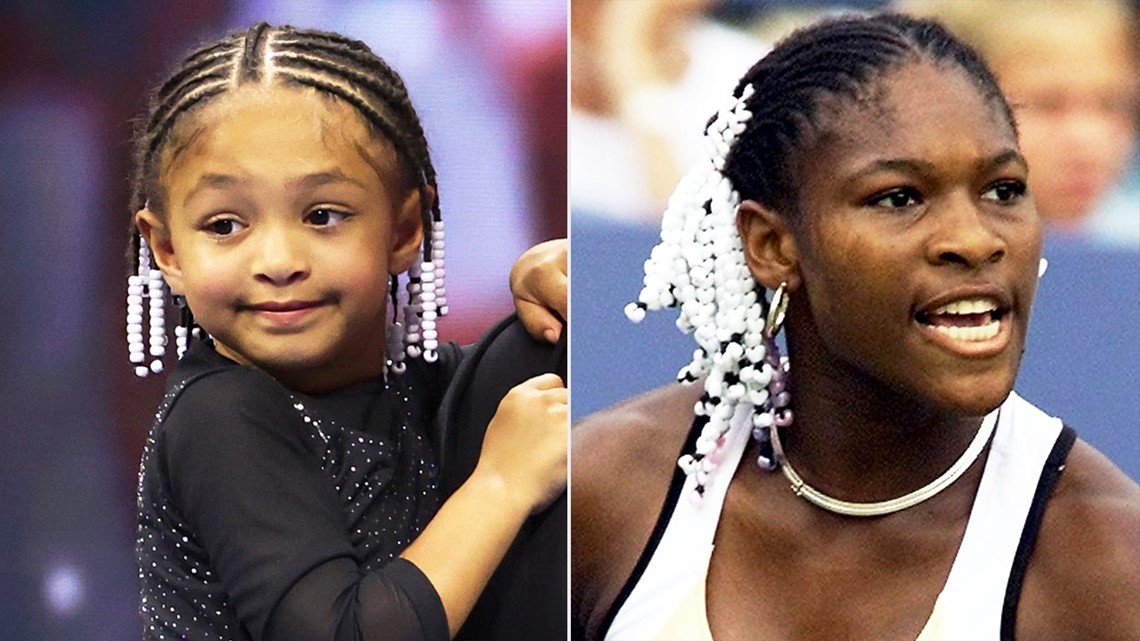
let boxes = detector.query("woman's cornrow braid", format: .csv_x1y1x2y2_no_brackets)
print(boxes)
126,23,447,377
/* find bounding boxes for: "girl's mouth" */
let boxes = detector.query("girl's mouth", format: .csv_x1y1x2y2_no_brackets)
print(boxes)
245,300,329,328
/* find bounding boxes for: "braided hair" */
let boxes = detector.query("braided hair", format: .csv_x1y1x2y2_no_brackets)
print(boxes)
628,12,1017,497
125,23,447,377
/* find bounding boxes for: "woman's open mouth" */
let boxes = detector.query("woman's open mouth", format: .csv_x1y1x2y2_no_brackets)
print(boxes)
914,297,1012,357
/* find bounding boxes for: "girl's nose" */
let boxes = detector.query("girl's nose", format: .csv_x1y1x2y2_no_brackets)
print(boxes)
252,225,309,286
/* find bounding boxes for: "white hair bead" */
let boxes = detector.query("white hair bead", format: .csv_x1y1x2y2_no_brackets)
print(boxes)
626,83,792,494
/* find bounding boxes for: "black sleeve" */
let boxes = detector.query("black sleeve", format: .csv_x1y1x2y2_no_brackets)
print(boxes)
435,314,568,641
161,368,448,641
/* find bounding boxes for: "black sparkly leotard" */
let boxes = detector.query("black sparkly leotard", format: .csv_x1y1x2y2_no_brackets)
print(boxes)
136,339,461,641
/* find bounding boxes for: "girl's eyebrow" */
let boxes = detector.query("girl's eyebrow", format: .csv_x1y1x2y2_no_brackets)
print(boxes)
183,173,244,207
183,169,368,207
285,169,369,192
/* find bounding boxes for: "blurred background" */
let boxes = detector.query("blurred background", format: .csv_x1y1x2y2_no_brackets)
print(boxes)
0,0,564,637
572,0,1139,480
3,0,1139,635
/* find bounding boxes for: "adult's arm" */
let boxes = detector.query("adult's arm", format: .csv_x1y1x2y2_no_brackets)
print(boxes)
435,315,568,641
571,382,701,640
1017,439,1140,641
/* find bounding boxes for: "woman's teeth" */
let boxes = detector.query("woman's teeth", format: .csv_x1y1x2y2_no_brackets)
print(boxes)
922,298,1002,342
929,298,997,315
929,320,1000,341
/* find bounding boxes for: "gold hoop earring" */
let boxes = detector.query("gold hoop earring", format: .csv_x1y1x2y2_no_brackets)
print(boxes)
765,282,789,338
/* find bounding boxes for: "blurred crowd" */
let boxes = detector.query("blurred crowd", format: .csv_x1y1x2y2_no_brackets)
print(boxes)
572,0,1139,249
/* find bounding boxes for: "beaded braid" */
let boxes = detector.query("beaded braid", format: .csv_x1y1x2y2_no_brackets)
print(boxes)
126,23,447,377
626,12,1018,497
626,85,789,499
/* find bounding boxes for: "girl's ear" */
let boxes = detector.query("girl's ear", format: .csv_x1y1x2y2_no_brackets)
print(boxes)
736,200,802,292
388,185,431,274
135,209,185,294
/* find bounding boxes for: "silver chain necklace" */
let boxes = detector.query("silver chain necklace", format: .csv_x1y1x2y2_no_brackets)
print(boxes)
769,410,998,517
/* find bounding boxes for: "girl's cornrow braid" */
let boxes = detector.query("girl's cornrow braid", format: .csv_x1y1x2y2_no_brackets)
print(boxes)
276,67,414,171
141,81,230,189
276,64,446,363
239,22,271,82
155,45,237,102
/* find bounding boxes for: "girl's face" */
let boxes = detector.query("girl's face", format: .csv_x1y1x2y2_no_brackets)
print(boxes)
789,61,1042,416
138,86,423,393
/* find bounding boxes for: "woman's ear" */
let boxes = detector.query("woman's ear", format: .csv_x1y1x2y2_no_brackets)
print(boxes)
135,209,184,294
736,200,801,292
389,185,431,274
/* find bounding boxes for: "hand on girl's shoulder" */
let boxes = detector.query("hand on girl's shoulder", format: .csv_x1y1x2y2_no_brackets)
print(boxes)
1017,438,1140,641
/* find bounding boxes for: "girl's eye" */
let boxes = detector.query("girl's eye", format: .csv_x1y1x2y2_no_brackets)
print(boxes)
306,208,349,227
868,188,922,210
982,180,1027,204
204,218,245,236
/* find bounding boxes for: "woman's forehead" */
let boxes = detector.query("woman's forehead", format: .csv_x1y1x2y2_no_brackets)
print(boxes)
804,61,1018,173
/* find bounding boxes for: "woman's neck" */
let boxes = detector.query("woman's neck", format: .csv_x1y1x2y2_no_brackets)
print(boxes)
777,319,990,504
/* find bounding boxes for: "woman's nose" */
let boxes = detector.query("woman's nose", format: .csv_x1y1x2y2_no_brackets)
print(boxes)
927,195,1007,268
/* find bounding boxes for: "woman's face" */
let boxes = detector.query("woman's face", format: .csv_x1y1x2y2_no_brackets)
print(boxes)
790,61,1042,416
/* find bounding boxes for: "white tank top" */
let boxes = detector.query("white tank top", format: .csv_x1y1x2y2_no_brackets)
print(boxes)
604,391,1074,641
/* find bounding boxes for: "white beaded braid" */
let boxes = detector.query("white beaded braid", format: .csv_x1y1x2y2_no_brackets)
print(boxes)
397,218,448,366
626,84,793,498
127,237,170,378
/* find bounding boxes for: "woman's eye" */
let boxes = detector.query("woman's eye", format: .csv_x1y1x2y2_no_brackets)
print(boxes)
205,218,245,236
982,180,1027,204
306,208,350,227
868,188,922,209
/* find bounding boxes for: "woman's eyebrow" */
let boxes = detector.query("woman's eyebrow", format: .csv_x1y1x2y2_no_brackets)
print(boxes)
981,149,1029,174
846,149,1028,183
848,158,937,182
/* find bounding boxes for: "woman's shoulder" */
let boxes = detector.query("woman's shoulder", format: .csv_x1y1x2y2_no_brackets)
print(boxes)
1018,437,1140,640
571,382,703,636
572,382,703,497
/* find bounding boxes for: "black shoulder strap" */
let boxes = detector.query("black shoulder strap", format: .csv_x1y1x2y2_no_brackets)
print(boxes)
1000,425,1078,640
596,414,704,639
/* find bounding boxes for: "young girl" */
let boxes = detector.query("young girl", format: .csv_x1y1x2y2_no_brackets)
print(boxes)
129,23,567,640
573,12,1139,641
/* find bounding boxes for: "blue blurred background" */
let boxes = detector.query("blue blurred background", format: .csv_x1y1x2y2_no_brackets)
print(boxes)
0,0,564,637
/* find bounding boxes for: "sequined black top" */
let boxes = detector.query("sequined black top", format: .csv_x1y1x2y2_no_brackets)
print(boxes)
136,340,462,641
